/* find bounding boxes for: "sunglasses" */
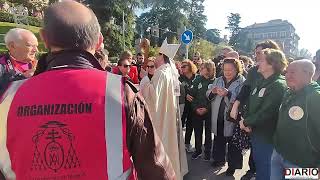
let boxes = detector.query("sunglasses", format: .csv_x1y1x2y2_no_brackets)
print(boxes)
122,64,131,68
223,58,237,63
147,65,155,68
181,65,188,68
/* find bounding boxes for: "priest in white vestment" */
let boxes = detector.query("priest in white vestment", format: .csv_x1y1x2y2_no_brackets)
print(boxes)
141,39,188,180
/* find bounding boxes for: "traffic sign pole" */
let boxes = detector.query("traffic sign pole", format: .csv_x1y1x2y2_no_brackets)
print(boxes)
186,45,188,59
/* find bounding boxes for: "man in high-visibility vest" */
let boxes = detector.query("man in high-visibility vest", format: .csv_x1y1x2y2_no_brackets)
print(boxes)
0,1,175,180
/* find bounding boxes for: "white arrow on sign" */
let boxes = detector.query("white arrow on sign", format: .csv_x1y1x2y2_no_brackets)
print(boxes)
183,33,191,41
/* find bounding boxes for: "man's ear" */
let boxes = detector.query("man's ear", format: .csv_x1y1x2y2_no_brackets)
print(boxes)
95,33,104,50
8,42,15,50
40,29,50,49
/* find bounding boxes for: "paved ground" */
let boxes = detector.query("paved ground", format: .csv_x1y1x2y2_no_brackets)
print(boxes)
183,132,252,180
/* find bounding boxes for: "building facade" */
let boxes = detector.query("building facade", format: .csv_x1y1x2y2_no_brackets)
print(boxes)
245,19,300,57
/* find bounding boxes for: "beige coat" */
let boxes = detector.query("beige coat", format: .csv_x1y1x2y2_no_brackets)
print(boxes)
141,64,188,180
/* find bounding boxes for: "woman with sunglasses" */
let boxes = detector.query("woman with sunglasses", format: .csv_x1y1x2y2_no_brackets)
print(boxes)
206,58,245,176
116,58,133,83
179,60,197,152
140,58,156,93
112,51,139,84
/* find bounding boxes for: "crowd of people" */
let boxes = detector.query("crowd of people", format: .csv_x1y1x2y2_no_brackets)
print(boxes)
0,1,320,180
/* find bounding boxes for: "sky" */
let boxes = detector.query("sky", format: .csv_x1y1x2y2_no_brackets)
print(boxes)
204,0,319,55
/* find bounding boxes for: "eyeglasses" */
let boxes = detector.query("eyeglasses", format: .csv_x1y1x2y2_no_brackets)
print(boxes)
223,58,237,63
122,64,131,68
181,65,188,69
147,65,155,68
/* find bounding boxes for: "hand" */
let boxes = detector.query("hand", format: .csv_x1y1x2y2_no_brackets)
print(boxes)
216,88,228,97
230,101,240,119
196,108,207,116
245,127,252,133
239,119,246,130
240,118,252,133
211,87,218,94
186,94,194,102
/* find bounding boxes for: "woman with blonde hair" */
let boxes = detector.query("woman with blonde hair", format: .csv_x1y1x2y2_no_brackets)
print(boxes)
240,49,288,180
179,60,198,152
187,61,215,161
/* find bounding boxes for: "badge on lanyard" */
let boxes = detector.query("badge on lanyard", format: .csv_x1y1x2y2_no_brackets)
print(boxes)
288,106,304,121
258,88,266,97
252,88,257,95
198,83,202,89
174,83,180,96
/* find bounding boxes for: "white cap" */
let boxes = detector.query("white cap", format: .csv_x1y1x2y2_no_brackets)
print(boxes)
159,38,180,60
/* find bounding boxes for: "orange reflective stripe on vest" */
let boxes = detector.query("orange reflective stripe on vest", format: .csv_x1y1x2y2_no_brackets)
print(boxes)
0,70,134,180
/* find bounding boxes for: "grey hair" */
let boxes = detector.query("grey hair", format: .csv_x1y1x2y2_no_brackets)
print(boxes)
4,28,34,48
291,59,316,78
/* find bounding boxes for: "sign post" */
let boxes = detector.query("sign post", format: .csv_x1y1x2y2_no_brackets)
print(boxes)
181,29,193,59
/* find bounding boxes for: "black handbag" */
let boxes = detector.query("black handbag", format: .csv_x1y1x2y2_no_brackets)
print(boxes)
231,123,250,154
229,104,251,154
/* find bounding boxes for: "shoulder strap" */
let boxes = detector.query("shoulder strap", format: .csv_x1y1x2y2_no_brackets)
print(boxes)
126,80,138,93
0,80,26,179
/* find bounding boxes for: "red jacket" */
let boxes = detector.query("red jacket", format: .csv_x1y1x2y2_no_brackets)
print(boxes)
112,66,139,84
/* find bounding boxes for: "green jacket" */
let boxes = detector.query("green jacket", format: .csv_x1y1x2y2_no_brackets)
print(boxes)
244,66,263,89
189,75,214,111
244,73,287,144
273,82,320,167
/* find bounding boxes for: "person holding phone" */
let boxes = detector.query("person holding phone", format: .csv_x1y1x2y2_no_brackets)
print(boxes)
206,58,245,176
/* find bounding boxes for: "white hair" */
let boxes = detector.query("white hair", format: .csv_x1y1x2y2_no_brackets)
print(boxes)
290,59,316,78
4,28,35,48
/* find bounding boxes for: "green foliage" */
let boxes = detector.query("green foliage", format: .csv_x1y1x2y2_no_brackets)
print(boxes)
205,29,222,44
189,39,215,60
225,13,254,55
226,13,242,48
0,22,46,54
8,0,49,11
137,0,190,43
0,11,42,27
188,0,207,38
148,46,159,57
236,30,254,55
84,0,138,57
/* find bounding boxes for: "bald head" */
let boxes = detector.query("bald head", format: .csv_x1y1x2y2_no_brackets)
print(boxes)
42,1,101,51
286,59,315,91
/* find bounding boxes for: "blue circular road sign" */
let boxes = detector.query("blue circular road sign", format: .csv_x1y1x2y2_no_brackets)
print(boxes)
181,30,193,45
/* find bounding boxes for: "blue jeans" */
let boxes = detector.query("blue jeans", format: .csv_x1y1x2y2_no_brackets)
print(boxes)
251,134,273,180
271,149,301,180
